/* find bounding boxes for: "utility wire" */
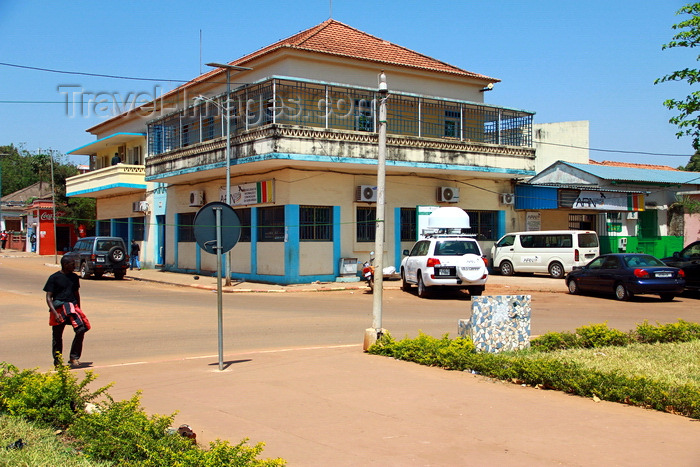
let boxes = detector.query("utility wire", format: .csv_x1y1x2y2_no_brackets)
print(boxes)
534,140,693,158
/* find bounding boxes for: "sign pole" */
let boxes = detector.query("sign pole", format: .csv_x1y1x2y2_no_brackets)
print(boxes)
214,206,224,371
193,201,241,371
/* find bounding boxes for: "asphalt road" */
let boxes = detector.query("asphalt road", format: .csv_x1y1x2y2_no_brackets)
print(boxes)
2,254,699,370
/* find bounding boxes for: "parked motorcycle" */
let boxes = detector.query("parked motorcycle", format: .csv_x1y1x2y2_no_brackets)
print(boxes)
362,251,375,293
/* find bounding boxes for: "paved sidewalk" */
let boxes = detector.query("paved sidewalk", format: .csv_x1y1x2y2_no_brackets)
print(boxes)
125,263,568,295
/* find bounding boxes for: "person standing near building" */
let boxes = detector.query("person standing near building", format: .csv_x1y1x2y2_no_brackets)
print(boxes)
44,255,89,368
130,239,141,270
0,230,7,250
111,152,121,165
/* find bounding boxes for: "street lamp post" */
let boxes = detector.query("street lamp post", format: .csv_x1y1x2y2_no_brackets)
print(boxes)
365,71,388,349
204,62,251,286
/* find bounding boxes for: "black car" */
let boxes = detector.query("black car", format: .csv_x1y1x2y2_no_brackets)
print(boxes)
64,236,129,279
565,253,685,301
662,241,700,291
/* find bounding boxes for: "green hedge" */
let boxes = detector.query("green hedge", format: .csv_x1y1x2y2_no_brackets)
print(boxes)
530,320,700,352
368,321,700,419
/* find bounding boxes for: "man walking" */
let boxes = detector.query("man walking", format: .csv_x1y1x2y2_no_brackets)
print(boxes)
130,239,140,270
44,256,89,367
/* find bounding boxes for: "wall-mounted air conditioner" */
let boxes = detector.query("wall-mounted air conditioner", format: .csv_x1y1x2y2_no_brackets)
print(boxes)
627,212,638,220
132,201,149,212
356,185,377,202
437,186,459,203
189,190,205,207
500,193,515,205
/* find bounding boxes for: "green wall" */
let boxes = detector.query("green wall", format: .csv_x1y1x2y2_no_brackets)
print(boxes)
599,236,684,258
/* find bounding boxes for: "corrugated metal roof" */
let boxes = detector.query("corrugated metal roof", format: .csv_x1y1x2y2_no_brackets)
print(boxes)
565,162,700,185
525,183,644,193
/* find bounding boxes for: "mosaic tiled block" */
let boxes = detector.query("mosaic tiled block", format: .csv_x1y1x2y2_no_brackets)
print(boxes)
458,295,531,353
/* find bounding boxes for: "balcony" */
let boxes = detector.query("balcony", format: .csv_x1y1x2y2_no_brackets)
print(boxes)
66,164,146,198
145,77,536,183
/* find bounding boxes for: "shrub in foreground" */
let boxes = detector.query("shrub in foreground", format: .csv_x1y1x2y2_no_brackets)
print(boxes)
0,361,111,429
0,362,286,466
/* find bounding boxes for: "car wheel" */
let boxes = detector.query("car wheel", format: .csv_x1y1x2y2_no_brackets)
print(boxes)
401,269,411,291
567,279,579,295
417,274,430,298
80,262,91,279
659,293,675,301
548,261,565,279
108,246,126,263
114,271,125,280
499,260,514,276
615,283,633,301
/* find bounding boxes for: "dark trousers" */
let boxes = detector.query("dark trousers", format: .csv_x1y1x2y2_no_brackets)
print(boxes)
52,323,85,365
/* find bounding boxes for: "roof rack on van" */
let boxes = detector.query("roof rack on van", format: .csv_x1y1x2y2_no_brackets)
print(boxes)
421,228,476,239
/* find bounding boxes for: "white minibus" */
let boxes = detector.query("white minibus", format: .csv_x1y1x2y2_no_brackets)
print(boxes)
490,230,600,278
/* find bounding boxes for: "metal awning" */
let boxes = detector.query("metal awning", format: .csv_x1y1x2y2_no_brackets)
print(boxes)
67,132,145,155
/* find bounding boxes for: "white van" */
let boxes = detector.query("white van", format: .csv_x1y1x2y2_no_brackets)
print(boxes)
491,230,599,278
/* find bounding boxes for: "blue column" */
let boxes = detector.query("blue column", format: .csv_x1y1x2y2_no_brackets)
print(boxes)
284,205,300,282
174,213,180,268
394,207,402,270
333,206,341,276
497,210,506,239
250,207,258,275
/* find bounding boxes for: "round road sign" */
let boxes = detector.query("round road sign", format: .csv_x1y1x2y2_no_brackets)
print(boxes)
193,202,241,254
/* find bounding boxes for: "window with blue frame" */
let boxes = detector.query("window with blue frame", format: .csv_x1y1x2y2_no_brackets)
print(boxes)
132,217,145,241
464,210,498,240
177,213,196,242
356,206,376,242
234,208,251,242
400,208,417,241
300,206,333,241
258,206,285,242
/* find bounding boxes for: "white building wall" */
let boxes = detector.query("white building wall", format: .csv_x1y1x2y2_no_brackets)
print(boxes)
533,121,589,173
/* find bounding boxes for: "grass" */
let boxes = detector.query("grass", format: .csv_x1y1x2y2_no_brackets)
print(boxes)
0,414,111,467
533,340,700,388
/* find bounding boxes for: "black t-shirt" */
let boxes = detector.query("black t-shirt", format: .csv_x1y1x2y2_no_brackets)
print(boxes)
131,243,140,256
43,270,80,304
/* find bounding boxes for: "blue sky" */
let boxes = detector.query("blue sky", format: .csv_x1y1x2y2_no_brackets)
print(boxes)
0,0,696,168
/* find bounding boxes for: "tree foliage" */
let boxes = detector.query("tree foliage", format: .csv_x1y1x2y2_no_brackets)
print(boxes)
1,144,96,230
655,3,700,158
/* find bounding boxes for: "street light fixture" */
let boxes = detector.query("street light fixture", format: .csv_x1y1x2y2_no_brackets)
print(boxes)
202,62,252,286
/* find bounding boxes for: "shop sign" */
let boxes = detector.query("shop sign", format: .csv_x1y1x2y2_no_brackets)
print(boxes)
572,191,644,211
526,212,541,231
220,180,274,206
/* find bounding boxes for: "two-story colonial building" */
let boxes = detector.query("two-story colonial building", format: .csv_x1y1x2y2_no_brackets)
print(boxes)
66,19,536,284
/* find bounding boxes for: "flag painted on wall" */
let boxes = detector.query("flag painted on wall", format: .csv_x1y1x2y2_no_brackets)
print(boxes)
257,180,274,203
627,194,645,212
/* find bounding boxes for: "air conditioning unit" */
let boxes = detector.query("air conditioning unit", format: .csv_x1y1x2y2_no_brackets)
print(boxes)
132,201,149,212
355,185,377,202
189,190,205,207
627,212,638,220
500,193,515,205
437,186,459,203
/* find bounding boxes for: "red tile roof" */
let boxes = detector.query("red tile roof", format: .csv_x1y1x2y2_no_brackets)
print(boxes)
89,20,495,133
231,19,497,81
589,160,680,171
